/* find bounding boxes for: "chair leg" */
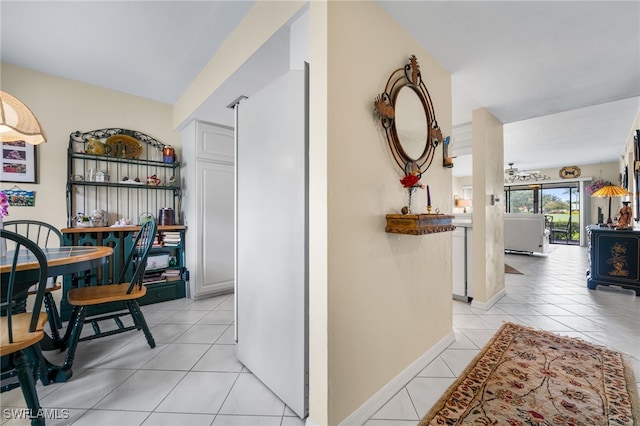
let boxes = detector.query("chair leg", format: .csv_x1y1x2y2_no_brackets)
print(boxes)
62,306,87,371
13,350,45,426
43,292,63,344
23,344,51,387
127,301,155,348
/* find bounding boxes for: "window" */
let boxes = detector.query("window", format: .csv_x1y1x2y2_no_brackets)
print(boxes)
504,182,580,244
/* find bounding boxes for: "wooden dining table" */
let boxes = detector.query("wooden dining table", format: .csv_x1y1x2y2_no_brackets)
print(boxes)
1,245,113,383
0,246,113,283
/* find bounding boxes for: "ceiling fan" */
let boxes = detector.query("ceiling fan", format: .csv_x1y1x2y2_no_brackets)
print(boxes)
505,162,539,177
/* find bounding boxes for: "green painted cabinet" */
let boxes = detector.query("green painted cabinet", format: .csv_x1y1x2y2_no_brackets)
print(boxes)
60,226,187,321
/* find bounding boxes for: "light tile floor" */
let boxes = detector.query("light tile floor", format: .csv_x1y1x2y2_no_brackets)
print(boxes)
365,244,640,425
2,245,639,426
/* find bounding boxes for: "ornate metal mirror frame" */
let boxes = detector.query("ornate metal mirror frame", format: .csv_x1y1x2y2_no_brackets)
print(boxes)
375,55,443,177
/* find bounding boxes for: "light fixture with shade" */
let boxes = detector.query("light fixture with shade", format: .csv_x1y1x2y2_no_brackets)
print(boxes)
455,198,471,213
590,184,631,225
0,91,47,145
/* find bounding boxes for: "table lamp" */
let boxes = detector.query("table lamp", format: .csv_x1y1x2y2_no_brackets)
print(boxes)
590,184,631,225
456,198,471,213
0,91,47,144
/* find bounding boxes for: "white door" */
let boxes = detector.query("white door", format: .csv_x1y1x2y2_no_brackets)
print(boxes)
181,121,235,298
235,68,308,418
197,160,234,295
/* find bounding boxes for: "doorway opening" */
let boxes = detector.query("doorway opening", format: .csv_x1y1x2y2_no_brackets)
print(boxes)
504,182,580,245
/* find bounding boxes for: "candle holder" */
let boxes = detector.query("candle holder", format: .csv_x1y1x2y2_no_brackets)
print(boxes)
427,205,432,214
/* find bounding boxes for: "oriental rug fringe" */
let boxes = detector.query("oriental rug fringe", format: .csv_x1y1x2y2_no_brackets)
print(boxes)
419,322,640,425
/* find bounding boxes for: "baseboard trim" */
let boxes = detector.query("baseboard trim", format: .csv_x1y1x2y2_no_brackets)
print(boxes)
338,330,456,426
191,286,234,301
470,287,506,311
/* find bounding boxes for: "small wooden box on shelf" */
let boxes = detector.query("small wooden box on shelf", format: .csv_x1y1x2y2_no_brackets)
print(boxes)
385,213,455,235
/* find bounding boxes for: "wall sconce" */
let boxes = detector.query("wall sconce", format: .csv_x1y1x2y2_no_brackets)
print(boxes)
455,198,471,213
0,91,47,145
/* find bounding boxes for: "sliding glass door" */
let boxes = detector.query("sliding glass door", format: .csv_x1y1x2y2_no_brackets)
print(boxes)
504,183,580,244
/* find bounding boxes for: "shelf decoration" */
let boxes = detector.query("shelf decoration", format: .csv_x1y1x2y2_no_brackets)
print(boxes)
374,56,454,235
400,173,424,214
388,180,454,235
443,136,454,168
374,55,443,178
66,128,181,228
385,213,455,235
559,165,581,179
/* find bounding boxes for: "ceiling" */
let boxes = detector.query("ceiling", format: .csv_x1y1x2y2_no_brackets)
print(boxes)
2,1,639,177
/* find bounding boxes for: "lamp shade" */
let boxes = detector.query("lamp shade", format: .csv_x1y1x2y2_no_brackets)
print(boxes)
590,185,630,198
0,91,47,145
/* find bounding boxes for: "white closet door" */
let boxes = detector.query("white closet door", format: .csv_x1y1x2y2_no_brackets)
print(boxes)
236,68,308,418
198,160,234,294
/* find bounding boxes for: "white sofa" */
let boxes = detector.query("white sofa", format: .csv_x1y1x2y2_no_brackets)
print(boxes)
504,213,549,254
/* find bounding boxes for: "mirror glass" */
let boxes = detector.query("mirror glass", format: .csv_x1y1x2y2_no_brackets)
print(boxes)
394,87,428,161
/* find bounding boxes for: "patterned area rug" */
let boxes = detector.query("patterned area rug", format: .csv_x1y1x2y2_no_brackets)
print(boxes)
420,322,639,425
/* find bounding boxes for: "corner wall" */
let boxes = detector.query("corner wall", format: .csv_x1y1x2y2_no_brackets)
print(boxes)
316,2,453,424
471,108,504,306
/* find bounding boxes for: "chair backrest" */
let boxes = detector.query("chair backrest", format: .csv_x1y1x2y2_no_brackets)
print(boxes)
3,220,63,248
1,229,49,341
117,219,158,294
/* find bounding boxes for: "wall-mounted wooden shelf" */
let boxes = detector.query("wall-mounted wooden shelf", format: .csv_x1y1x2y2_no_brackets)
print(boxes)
385,213,455,235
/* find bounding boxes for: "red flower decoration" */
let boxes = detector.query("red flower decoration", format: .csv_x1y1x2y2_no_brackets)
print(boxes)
400,174,420,188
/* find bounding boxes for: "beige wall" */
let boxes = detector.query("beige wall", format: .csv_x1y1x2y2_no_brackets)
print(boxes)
471,108,504,305
1,63,177,230
308,1,329,424
319,2,453,424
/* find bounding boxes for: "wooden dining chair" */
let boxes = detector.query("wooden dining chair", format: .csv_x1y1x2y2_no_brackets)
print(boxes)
1,229,49,426
61,219,158,370
4,220,65,346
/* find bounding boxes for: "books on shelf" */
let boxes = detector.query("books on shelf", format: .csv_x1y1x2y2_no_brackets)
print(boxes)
161,269,181,282
161,231,181,247
143,272,166,285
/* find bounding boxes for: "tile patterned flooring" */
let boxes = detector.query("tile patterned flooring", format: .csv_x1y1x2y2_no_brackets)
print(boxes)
2,245,639,425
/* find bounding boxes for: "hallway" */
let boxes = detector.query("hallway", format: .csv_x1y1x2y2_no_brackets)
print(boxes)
2,246,638,425
365,245,640,424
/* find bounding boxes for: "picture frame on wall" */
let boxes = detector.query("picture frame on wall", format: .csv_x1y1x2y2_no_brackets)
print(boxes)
1,141,37,183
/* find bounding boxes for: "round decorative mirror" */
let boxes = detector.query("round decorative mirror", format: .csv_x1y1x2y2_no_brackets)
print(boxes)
374,55,442,176
394,86,429,161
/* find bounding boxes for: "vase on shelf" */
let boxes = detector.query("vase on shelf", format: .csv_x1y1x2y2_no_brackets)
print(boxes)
406,187,417,214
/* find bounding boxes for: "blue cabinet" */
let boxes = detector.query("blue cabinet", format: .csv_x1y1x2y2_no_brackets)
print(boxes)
586,226,640,295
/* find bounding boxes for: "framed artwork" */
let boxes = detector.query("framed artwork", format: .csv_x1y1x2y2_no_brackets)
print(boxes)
1,141,37,183
4,188,35,206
